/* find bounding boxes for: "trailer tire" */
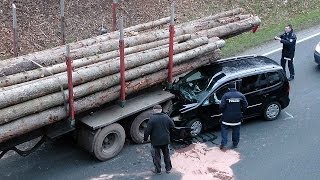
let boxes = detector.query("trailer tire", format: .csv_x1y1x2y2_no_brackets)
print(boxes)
93,123,125,161
130,110,153,144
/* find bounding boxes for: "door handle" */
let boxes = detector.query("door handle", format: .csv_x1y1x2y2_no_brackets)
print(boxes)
211,113,222,118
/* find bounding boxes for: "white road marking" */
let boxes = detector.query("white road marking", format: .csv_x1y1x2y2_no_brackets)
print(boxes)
283,110,294,120
263,31,320,56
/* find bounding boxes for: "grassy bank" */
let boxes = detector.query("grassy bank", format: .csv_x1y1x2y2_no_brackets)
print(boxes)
221,4,320,57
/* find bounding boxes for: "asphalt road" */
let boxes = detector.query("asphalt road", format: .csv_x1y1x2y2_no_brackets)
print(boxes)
233,25,320,180
0,26,320,180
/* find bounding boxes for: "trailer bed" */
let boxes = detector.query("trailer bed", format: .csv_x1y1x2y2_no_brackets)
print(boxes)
79,90,174,130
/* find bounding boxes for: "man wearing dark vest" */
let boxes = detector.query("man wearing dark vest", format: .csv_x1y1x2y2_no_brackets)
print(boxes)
275,24,297,81
219,82,248,152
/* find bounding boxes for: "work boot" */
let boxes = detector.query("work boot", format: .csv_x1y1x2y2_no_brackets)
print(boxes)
231,144,238,149
288,75,294,81
219,145,227,152
151,169,162,175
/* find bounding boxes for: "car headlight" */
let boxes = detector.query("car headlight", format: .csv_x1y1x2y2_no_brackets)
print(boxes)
316,43,320,53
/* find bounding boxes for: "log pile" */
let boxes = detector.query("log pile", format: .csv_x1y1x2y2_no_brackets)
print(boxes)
0,8,261,143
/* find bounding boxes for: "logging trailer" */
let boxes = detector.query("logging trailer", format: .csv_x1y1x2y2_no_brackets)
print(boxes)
0,13,185,161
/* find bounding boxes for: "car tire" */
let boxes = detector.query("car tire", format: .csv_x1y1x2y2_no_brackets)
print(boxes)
186,119,202,137
263,101,281,121
130,110,153,144
93,123,126,161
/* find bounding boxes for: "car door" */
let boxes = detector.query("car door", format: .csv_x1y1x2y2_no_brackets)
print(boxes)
198,82,234,128
240,73,269,116
264,70,284,101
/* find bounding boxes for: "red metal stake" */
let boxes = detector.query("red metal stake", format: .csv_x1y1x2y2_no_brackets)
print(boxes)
12,3,18,57
252,25,259,33
112,0,118,32
168,2,175,84
66,45,75,126
119,16,126,107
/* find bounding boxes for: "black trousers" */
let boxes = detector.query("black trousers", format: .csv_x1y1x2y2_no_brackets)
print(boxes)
281,56,295,76
151,144,172,173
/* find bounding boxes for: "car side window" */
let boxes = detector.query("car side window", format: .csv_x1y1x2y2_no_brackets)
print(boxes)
215,84,230,100
240,74,268,94
241,75,258,94
267,71,282,86
255,73,269,89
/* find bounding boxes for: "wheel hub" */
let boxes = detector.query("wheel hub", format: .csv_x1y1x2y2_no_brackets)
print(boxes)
266,104,280,119
102,133,116,150
190,121,202,136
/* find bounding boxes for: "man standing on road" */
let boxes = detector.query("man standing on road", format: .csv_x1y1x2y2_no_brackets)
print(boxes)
219,82,248,152
275,24,297,81
144,105,175,175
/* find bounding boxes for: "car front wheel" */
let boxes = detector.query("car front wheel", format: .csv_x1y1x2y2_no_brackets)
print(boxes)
186,119,202,137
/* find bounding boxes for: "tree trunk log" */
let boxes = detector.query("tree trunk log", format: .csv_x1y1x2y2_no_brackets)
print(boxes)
0,37,213,109
0,34,191,87
192,16,261,39
0,50,221,143
178,8,243,27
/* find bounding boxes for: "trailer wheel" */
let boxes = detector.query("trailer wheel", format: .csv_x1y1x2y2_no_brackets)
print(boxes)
130,110,153,144
93,123,125,161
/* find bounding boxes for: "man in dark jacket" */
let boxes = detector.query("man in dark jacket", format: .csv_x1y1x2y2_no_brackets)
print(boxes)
219,82,248,152
275,24,297,81
144,105,175,174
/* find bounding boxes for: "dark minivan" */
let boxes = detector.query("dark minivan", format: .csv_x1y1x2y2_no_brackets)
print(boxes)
170,55,290,137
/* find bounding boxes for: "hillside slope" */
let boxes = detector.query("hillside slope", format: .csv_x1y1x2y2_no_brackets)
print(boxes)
1,0,319,60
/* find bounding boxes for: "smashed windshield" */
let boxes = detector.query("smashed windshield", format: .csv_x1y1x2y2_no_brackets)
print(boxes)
176,66,226,102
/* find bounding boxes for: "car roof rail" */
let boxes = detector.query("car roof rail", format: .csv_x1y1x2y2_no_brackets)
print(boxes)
216,54,258,63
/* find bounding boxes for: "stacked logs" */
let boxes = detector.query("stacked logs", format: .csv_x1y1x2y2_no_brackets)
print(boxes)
0,8,261,143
